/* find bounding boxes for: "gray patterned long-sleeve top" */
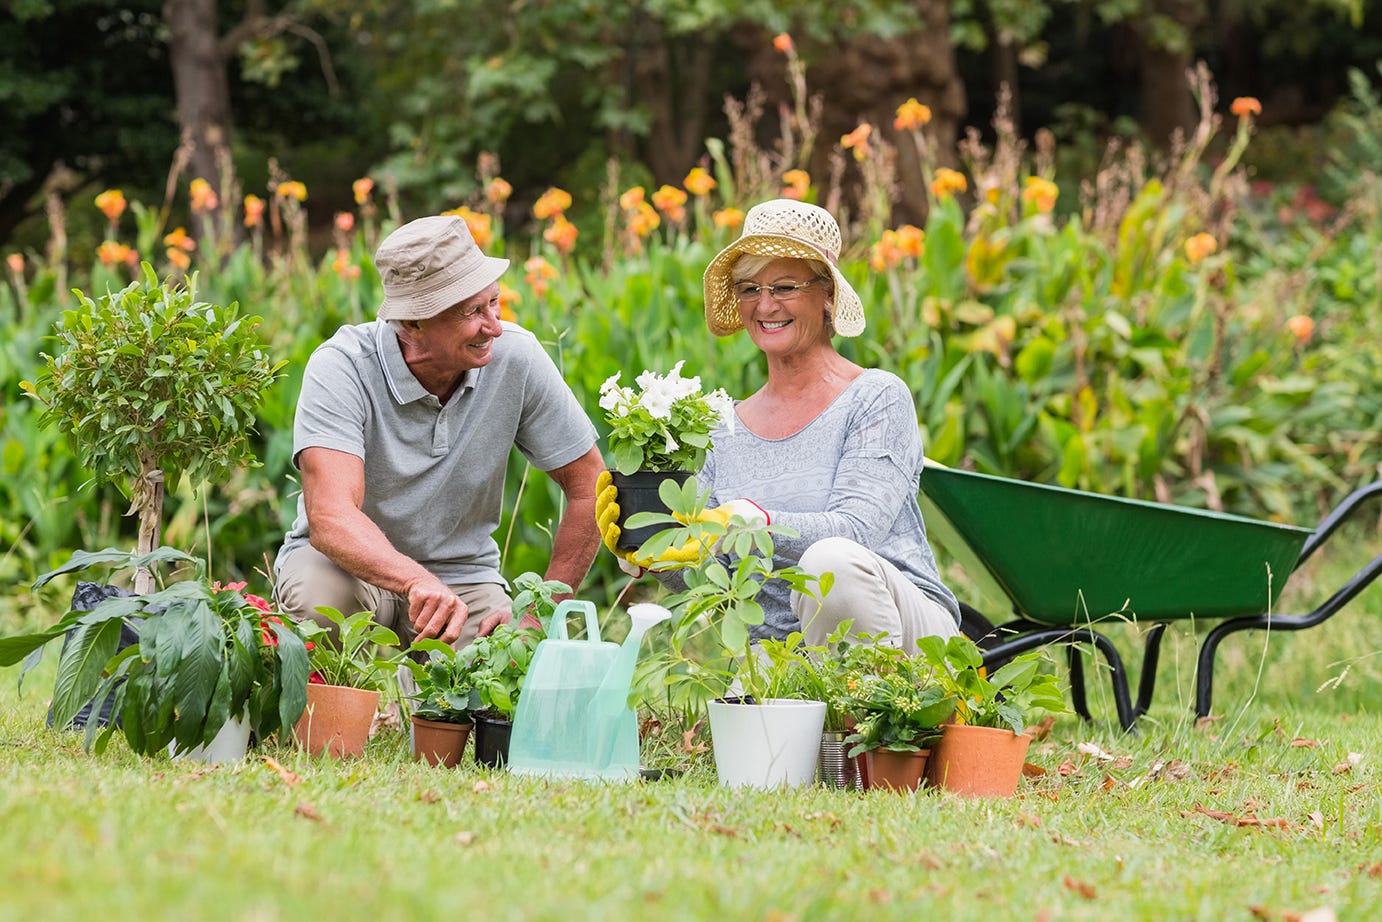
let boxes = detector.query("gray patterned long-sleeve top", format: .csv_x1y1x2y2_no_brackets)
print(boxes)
692,368,960,640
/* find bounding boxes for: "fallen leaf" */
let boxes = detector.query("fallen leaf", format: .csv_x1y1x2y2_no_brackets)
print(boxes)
1101,775,1117,791
1057,760,1079,777
804,811,842,829
1164,760,1194,782
1359,862,1382,879
1110,757,1134,770
1190,804,1296,830
1016,813,1042,828
1062,875,1097,899
1029,715,1056,741
1248,905,1272,920
1021,762,1046,778
472,780,491,793
418,789,441,804
1077,742,1115,761
1195,715,1222,731
681,729,708,755
262,755,301,787
1308,812,1325,831
708,824,737,837
1332,753,1362,775
1289,737,1319,748
294,801,324,823
911,850,943,870
454,831,477,846
867,890,892,904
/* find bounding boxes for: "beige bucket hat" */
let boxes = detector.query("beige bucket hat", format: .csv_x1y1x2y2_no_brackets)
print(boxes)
375,215,509,321
702,199,864,337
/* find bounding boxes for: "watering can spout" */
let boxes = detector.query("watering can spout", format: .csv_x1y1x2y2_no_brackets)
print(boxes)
593,603,671,717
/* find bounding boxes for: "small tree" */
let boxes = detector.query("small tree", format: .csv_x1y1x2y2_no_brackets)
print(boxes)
21,264,283,591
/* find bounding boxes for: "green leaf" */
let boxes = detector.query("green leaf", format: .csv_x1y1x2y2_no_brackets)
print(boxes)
169,600,223,749
50,618,124,732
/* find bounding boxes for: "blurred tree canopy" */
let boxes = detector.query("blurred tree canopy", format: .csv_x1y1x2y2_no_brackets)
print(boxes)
1,0,1380,247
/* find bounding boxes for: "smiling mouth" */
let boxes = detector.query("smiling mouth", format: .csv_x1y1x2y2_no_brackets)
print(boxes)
760,319,792,331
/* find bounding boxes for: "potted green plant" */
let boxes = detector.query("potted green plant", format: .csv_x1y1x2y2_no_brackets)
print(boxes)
917,634,1067,797
293,608,403,759
632,478,830,789
598,362,734,550
0,547,309,762
460,572,568,768
836,640,957,793
404,638,475,768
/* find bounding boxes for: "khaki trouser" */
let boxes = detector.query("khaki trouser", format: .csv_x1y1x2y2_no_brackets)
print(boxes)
274,543,510,652
789,536,959,653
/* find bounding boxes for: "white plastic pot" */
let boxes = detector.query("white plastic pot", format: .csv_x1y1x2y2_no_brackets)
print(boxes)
707,698,826,789
169,711,252,764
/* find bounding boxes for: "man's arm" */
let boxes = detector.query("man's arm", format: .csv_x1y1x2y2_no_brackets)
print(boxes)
542,445,606,592
300,446,468,644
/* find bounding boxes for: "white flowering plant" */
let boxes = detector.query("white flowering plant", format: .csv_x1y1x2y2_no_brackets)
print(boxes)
599,361,735,474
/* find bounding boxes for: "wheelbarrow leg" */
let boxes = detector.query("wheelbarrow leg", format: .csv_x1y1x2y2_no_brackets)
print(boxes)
984,624,1137,731
1133,623,1168,722
1066,644,1091,721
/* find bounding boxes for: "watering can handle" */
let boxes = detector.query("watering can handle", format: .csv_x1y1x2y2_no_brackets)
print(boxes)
547,599,600,643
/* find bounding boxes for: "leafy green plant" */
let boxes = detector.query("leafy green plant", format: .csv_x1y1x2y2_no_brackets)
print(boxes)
297,608,403,692
916,634,1066,734
405,639,474,724
19,265,283,591
599,362,734,474
836,639,956,756
510,571,572,630
460,620,542,721
631,477,826,711
0,546,310,756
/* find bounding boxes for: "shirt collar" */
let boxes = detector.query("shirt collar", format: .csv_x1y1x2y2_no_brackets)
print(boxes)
377,321,482,405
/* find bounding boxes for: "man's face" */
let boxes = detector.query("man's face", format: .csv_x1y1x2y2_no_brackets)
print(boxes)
418,282,504,371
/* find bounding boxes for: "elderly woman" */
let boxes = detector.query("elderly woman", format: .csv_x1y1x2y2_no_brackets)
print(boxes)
600,199,959,651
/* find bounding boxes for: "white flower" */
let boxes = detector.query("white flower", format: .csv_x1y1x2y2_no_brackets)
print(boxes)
598,388,624,412
704,388,735,432
634,367,661,392
640,383,675,419
664,431,679,453
599,371,623,396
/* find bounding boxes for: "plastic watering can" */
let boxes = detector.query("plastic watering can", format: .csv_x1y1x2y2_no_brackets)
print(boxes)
508,601,670,781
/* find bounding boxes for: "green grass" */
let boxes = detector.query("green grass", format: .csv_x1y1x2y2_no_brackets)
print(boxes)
2,545,1380,921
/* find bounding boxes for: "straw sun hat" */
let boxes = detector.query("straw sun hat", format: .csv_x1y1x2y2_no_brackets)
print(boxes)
702,199,865,338
375,215,510,322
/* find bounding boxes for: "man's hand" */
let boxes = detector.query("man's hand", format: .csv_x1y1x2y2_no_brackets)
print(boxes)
405,574,469,644
476,609,542,637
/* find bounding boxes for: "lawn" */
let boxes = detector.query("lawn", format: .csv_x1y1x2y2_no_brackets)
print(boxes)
2,546,1379,921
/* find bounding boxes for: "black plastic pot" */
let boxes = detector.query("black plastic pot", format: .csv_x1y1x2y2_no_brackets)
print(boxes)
610,469,694,552
472,713,513,768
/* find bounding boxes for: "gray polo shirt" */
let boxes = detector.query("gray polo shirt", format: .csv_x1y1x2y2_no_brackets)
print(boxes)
275,320,597,585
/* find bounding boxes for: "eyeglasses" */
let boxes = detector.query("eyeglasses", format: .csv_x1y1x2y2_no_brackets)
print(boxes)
732,278,821,304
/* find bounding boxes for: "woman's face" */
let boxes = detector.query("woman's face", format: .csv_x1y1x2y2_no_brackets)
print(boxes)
733,257,831,358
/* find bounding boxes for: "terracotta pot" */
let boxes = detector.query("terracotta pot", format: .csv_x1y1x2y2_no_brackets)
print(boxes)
610,469,694,552
411,716,472,768
292,683,380,759
925,723,1032,797
863,748,931,793
472,713,513,768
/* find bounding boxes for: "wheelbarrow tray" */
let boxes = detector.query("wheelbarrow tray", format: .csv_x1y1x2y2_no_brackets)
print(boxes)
920,464,1313,626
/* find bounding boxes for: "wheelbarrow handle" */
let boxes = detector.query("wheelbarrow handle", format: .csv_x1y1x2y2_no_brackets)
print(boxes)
1297,481,1382,566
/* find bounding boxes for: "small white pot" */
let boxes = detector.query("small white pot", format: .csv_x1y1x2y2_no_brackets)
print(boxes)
170,711,252,764
707,698,826,789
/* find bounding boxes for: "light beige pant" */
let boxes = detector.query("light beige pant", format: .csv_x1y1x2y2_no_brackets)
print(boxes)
789,536,959,653
274,543,510,651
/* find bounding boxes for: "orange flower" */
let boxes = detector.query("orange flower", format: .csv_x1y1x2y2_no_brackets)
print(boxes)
243,194,265,228
1021,176,1059,213
870,231,904,271
683,167,716,197
189,178,218,213
533,187,572,221
893,98,932,132
525,255,558,297
1184,232,1218,264
443,206,494,249
712,208,744,229
773,33,794,54
1286,314,1314,344
651,184,688,222
6,253,23,274
543,214,578,254
619,187,646,210
166,247,191,270
486,177,513,204
276,181,308,202
782,169,811,201
331,247,360,280
97,241,133,267
895,224,925,258
352,177,375,205
840,123,872,161
335,211,355,233
1230,97,1262,120
95,189,126,223
498,282,521,321
931,168,968,198
163,227,196,251
628,201,660,238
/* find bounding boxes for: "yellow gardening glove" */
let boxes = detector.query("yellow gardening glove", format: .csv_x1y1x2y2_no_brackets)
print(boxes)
596,471,768,574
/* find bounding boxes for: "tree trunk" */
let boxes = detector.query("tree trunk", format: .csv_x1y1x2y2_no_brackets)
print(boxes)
133,459,165,595
1133,0,1205,147
164,0,234,202
633,32,713,183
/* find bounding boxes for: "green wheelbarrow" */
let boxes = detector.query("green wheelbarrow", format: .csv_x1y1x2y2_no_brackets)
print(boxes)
922,463,1382,730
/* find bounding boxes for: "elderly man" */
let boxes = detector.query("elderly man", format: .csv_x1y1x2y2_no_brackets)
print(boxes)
274,214,604,648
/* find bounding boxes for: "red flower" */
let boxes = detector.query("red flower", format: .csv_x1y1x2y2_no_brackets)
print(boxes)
308,671,326,685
